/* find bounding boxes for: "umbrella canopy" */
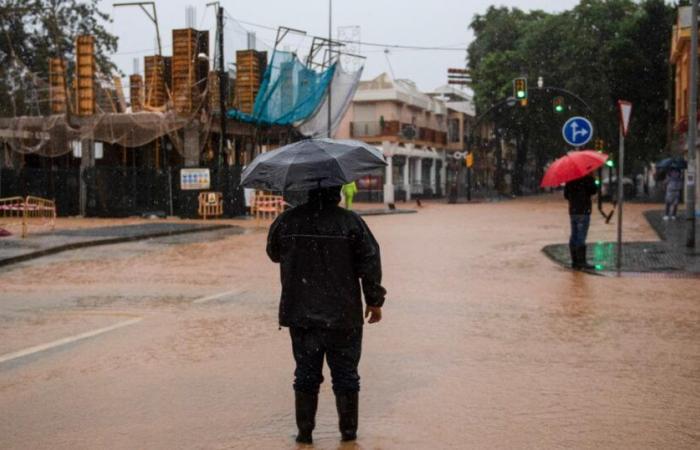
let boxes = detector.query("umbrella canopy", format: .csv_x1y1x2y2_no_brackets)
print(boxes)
655,157,687,171
540,150,608,187
240,138,387,191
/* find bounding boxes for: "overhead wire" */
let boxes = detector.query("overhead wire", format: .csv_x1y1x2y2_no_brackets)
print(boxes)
231,17,468,52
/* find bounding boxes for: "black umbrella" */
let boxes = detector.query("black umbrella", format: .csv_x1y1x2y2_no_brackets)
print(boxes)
656,157,687,171
240,138,387,191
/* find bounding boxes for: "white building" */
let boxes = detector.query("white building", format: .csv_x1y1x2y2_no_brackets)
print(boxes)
335,73,449,203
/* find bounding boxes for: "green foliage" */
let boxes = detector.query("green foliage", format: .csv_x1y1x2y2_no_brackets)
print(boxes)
0,0,119,116
467,0,675,177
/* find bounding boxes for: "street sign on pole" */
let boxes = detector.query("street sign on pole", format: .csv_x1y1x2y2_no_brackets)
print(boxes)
562,116,593,147
616,100,632,270
618,100,632,136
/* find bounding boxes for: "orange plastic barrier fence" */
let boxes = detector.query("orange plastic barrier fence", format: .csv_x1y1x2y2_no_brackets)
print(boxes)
251,192,285,221
0,196,56,238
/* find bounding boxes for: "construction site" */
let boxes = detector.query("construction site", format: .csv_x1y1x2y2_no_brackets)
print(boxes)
0,4,363,220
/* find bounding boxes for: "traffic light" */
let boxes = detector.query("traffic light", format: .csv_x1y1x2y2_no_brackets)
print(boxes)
594,138,604,152
553,96,565,113
465,152,474,168
605,159,615,168
513,77,527,100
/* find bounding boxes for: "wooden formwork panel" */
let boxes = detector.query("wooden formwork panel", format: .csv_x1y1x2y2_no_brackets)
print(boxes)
144,55,166,107
235,50,266,114
49,58,67,113
76,35,95,116
113,76,127,112
163,56,172,92
129,74,144,112
172,28,209,113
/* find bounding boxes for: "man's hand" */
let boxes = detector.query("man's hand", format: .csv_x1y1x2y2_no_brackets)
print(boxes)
365,306,382,324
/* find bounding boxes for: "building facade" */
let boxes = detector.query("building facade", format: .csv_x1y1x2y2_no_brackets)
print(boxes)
336,74,449,203
670,5,700,205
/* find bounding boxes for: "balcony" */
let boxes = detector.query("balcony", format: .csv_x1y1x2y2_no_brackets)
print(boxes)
350,120,448,147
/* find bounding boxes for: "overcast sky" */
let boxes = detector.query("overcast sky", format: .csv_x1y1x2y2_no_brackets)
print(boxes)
100,0,581,92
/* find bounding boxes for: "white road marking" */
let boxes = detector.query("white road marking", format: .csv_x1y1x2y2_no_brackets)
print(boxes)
192,289,246,304
0,317,143,365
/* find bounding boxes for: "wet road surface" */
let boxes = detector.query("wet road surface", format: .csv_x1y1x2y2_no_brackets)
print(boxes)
0,196,698,449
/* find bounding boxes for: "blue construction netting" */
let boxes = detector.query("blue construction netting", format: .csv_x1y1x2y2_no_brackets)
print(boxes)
227,50,336,126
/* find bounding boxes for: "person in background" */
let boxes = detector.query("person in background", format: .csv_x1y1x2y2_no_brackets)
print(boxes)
663,168,683,220
342,181,358,210
267,186,386,445
564,174,597,270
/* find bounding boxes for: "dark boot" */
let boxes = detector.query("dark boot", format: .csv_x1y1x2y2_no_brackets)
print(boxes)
335,391,359,441
569,244,579,269
295,391,318,444
576,246,595,270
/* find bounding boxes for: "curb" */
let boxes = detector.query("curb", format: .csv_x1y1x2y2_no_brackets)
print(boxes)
540,246,604,277
541,244,699,279
0,224,233,268
357,209,417,216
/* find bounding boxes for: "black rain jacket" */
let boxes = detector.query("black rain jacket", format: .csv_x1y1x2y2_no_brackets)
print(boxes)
266,189,386,329
564,175,597,215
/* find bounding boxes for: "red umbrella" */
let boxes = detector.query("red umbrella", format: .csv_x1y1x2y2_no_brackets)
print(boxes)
540,150,608,187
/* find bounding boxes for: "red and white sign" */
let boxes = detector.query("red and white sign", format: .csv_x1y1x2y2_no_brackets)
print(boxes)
618,100,633,136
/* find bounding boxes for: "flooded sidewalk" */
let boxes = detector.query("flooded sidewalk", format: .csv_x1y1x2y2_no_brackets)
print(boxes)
0,195,698,449
0,221,239,267
542,208,700,276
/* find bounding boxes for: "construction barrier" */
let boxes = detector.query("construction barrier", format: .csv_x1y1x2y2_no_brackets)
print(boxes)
198,191,223,220
251,192,285,221
0,196,56,237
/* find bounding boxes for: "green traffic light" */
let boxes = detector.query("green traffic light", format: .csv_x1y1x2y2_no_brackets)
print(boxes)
605,160,615,168
555,105,564,113
595,178,601,186
516,90,526,99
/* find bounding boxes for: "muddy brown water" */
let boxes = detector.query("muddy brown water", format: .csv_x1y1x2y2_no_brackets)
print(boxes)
0,196,698,449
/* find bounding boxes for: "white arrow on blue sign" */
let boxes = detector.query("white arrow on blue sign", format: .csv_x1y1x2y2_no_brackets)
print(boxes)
562,116,593,147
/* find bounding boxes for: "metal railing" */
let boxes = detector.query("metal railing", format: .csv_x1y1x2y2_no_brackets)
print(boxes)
350,120,448,146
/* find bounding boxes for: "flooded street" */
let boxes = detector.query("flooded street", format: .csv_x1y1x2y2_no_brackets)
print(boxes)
0,195,698,449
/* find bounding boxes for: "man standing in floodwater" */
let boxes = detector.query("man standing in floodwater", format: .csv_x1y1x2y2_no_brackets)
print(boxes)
564,174,597,270
266,186,386,445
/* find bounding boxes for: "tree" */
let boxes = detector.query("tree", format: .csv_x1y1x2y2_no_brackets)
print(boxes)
467,0,675,194
0,0,119,117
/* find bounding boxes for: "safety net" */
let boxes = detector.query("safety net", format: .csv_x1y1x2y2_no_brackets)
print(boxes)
298,61,363,138
227,50,336,126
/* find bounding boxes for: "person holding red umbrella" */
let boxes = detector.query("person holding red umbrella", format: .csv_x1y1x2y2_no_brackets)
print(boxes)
564,174,597,269
541,150,608,270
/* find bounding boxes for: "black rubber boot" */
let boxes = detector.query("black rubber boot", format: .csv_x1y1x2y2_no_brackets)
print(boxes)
335,391,359,441
576,246,595,270
569,244,579,269
295,391,318,444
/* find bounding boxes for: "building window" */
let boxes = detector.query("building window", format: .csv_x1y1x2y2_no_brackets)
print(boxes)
448,118,460,143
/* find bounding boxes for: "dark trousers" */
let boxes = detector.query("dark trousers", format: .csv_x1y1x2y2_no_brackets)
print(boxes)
665,190,680,217
569,214,591,247
289,327,362,395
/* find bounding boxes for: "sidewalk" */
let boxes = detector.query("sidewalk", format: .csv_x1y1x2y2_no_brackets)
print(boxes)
542,209,700,277
0,222,238,267
0,202,413,267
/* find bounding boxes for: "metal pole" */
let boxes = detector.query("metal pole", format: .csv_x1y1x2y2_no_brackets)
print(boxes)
616,127,624,270
327,0,332,138
687,0,698,248
466,164,471,201
217,6,226,168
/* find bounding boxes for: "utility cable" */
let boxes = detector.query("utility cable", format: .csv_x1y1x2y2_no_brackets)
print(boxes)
231,17,468,51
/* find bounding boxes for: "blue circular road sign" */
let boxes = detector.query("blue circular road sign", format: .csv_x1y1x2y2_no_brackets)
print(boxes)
562,116,593,147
